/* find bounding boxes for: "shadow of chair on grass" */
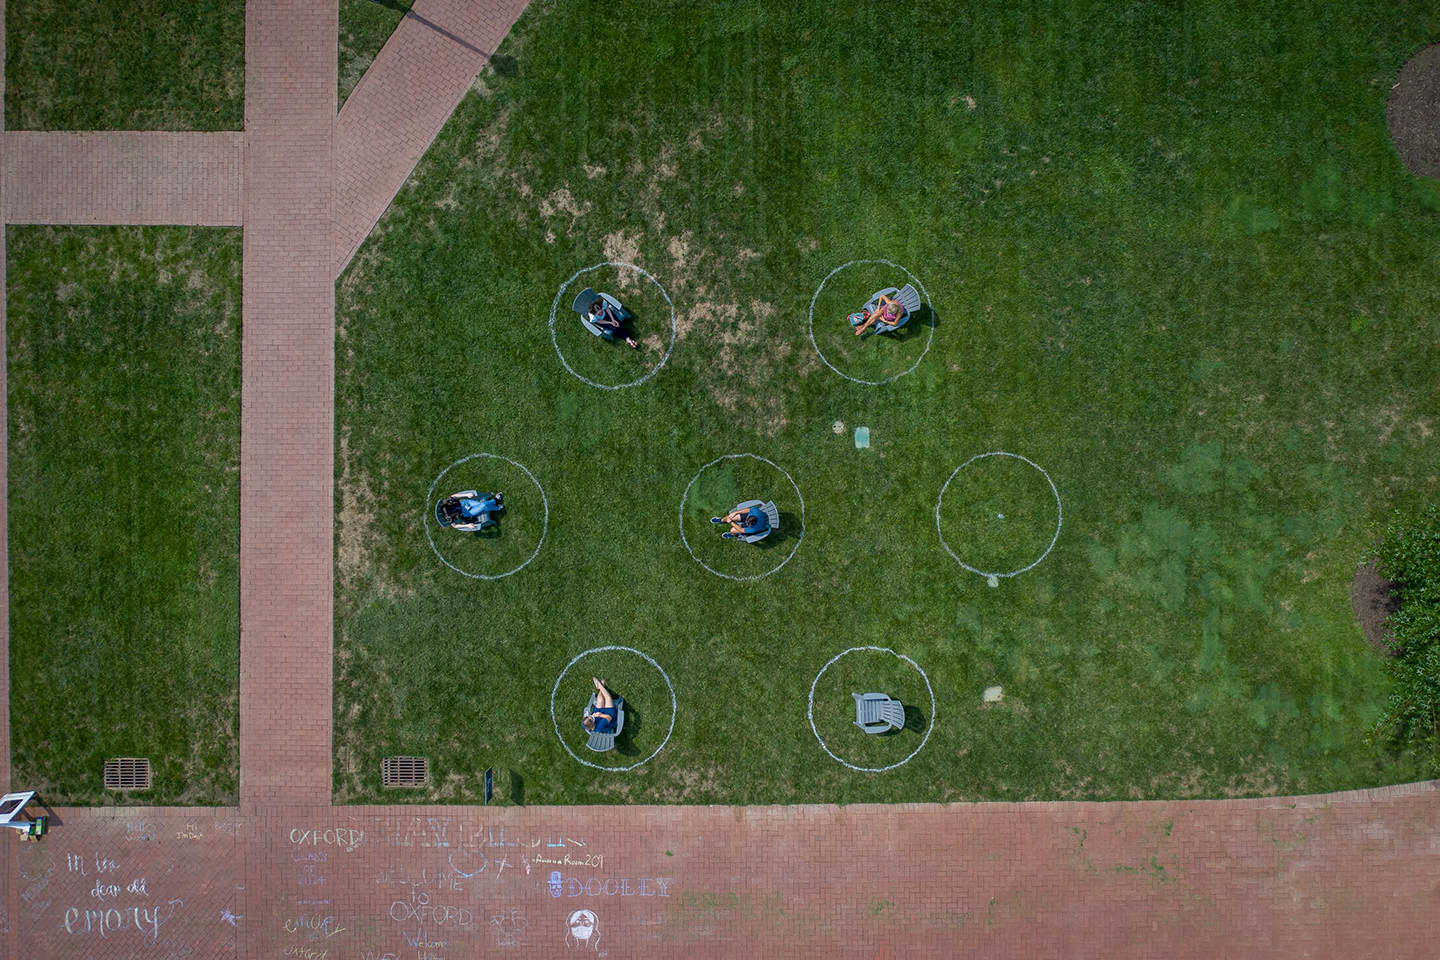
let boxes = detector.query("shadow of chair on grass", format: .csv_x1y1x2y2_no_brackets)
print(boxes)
614,696,643,758
902,704,927,735
885,304,938,342
748,511,799,551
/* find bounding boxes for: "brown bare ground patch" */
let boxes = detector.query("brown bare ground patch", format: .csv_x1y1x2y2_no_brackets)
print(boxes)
603,231,644,290
1352,561,1400,656
1222,765,1281,798
1388,45,1440,180
1374,406,1404,444
657,765,723,802
539,186,592,235
583,163,607,179
474,106,511,159
681,300,739,343
686,114,725,151
668,232,693,280
336,428,377,594
761,395,789,436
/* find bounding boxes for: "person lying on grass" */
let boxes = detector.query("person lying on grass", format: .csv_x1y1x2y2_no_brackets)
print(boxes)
710,505,769,540
582,677,618,733
588,299,639,348
850,294,905,336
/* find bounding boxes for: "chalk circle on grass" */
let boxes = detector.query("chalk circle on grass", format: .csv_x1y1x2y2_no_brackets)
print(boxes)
936,451,1062,580
549,260,677,390
550,646,677,772
678,453,806,582
425,452,549,580
808,646,936,773
807,258,934,386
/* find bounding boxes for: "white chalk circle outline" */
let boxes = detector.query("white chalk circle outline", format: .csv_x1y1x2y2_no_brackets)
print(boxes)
425,452,549,580
550,646,677,772
807,259,935,386
808,646,936,773
548,261,677,390
678,453,806,582
935,451,1062,580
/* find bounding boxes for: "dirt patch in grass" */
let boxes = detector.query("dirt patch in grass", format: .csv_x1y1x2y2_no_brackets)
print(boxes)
1387,45,1440,180
539,186,592,234
336,428,378,594
1351,560,1400,656
603,231,644,290
657,766,723,802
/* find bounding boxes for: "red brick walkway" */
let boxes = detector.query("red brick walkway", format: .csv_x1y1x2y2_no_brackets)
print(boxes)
7,785,1439,959
3,1,1440,958
3,132,243,225
332,0,529,275
238,0,339,808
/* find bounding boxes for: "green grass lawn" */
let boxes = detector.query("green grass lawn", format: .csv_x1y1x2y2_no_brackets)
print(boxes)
5,0,243,130
8,226,241,805
339,0,406,108
335,0,1440,805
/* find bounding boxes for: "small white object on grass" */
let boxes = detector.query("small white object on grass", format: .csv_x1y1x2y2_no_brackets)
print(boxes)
832,420,844,434
986,575,999,588
982,686,1003,703
997,513,1004,519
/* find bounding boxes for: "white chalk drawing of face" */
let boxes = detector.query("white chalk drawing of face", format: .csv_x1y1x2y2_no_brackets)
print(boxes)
566,909,600,949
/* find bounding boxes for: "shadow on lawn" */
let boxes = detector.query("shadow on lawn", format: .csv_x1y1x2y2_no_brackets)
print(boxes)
745,511,799,550
867,704,927,737
882,304,938,343
615,695,643,758
902,704,927,735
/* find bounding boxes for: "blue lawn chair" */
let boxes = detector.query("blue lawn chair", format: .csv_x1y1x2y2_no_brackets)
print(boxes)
571,287,632,341
730,500,779,543
582,693,625,752
863,283,921,334
852,692,904,733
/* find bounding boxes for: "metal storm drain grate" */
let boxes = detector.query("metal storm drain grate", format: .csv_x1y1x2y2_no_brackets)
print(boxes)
103,757,152,791
382,756,430,788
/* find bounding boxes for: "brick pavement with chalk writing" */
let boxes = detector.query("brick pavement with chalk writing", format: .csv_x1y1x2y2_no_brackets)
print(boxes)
0,1,1436,957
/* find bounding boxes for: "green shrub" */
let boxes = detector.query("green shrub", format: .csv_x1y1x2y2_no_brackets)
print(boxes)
1369,505,1440,770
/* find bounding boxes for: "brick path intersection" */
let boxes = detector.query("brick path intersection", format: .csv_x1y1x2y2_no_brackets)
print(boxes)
0,1,1435,957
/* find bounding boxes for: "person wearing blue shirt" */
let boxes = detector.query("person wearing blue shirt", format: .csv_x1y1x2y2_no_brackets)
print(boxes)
582,678,618,734
710,505,769,540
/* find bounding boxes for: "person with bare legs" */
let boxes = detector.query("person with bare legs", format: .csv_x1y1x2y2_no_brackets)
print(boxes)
582,678,618,733
710,504,770,540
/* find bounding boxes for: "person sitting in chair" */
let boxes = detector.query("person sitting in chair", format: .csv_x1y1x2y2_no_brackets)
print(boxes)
582,678,618,733
588,299,639,349
710,504,769,540
851,294,905,336
440,491,503,529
